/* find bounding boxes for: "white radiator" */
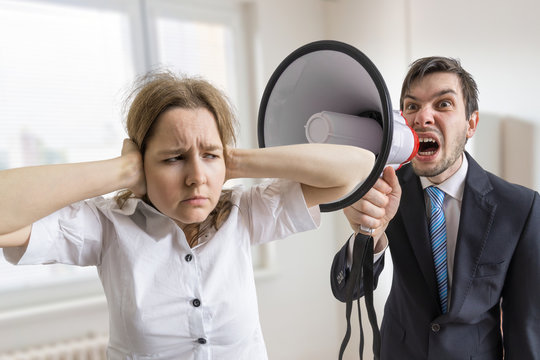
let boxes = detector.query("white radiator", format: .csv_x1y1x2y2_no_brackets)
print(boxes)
0,333,108,360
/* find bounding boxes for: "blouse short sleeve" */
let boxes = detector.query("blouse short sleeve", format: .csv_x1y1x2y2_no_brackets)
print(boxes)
4,199,106,266
240,179,321,245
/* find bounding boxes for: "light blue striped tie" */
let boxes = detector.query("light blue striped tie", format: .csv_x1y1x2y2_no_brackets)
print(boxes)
426,186,449,314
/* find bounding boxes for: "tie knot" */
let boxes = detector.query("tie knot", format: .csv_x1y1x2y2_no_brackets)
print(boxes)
426,186,444,209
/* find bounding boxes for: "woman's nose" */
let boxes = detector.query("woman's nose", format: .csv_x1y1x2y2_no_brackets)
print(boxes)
185,159,206,186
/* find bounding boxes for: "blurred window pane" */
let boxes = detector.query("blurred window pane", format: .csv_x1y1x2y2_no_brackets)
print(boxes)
0,0,245,309
0,0,136,306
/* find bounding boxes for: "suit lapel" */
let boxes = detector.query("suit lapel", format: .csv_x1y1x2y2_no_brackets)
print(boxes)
397,154,497,316
449,153,497,315
398,165,440,307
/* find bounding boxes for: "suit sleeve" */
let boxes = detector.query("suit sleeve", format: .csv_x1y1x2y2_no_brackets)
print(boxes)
501,192,540,358
331,234,385,302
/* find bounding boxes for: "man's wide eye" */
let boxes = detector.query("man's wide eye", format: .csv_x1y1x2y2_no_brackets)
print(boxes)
404,103,418,112
439,100,452,108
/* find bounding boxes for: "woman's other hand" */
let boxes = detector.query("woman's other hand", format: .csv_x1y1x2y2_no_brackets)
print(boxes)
121,138,146,197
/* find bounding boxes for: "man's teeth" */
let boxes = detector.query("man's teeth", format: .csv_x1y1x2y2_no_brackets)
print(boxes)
418,138,437,156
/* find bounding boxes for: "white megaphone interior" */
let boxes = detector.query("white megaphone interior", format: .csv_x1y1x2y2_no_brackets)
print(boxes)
263,50,384,148
305,111,382,154
263,50,385,201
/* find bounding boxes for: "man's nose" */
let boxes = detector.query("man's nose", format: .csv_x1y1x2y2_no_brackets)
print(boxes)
413,106,435,127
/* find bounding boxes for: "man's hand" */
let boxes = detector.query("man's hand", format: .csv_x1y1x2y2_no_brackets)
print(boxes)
343,166,401,251
121,138,146,197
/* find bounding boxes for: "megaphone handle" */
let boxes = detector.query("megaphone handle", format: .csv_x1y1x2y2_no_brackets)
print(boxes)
338,232,381,360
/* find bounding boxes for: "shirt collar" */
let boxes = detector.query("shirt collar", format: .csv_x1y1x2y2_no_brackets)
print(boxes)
108,196,216,247
107,196,162,217
420,153,468,201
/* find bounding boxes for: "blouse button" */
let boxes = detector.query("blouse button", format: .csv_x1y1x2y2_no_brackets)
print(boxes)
197,338,207,345
185,254,193,262
192,298,201,307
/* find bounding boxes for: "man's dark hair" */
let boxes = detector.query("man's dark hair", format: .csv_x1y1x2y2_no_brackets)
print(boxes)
400,57,479,119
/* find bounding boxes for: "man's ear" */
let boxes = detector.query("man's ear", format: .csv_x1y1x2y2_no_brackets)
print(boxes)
466,111,479,139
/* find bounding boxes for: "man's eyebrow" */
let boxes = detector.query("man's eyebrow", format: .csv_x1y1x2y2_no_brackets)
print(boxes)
404,89,458,101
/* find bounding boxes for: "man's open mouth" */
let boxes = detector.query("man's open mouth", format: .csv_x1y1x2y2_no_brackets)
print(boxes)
417,137,440,156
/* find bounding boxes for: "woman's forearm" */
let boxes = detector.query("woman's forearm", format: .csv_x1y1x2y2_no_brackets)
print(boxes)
228,144,374,185
226,144,375,206
0,153,141,236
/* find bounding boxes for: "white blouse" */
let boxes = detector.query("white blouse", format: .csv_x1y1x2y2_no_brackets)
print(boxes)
5,179,321,360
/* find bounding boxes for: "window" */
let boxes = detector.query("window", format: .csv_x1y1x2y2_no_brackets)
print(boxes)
0,0,254,312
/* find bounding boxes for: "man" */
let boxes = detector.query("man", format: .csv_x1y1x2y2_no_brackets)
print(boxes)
331,57,540,359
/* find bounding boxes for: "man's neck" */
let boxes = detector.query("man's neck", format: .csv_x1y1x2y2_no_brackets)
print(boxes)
427,153,464,185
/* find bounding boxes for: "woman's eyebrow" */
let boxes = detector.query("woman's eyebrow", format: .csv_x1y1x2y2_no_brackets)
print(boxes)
202,144,223,152
156,144,223,156
156,148,186,156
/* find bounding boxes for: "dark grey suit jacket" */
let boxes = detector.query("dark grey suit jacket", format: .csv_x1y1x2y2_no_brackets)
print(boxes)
331,152,540,359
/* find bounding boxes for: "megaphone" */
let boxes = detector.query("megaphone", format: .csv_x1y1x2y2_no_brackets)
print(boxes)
258,40,419,212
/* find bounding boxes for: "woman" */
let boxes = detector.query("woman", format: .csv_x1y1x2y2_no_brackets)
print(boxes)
0,72,375,359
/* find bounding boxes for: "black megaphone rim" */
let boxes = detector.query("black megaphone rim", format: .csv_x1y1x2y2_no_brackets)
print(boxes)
257,40,393,212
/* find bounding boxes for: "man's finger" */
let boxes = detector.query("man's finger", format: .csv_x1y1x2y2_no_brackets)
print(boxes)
382,166,402,200
361,186,390,208
371,176,392,195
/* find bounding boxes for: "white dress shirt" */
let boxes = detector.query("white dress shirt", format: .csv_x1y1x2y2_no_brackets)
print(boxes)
5,179,320,360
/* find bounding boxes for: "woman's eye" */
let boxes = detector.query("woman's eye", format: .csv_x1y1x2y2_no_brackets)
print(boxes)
165,155,183,162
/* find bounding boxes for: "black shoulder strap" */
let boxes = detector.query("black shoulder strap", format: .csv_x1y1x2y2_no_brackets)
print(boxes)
338,232,381,360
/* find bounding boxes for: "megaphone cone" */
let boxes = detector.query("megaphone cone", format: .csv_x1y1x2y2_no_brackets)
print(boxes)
258,40,418,212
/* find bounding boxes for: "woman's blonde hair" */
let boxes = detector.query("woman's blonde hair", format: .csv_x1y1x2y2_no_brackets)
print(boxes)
116,70,238,246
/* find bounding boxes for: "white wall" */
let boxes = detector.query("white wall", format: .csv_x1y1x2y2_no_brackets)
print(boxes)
246,1,350,359
405,0,540,191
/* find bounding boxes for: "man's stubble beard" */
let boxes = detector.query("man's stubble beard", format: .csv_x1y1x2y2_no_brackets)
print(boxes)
412,134,467,178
